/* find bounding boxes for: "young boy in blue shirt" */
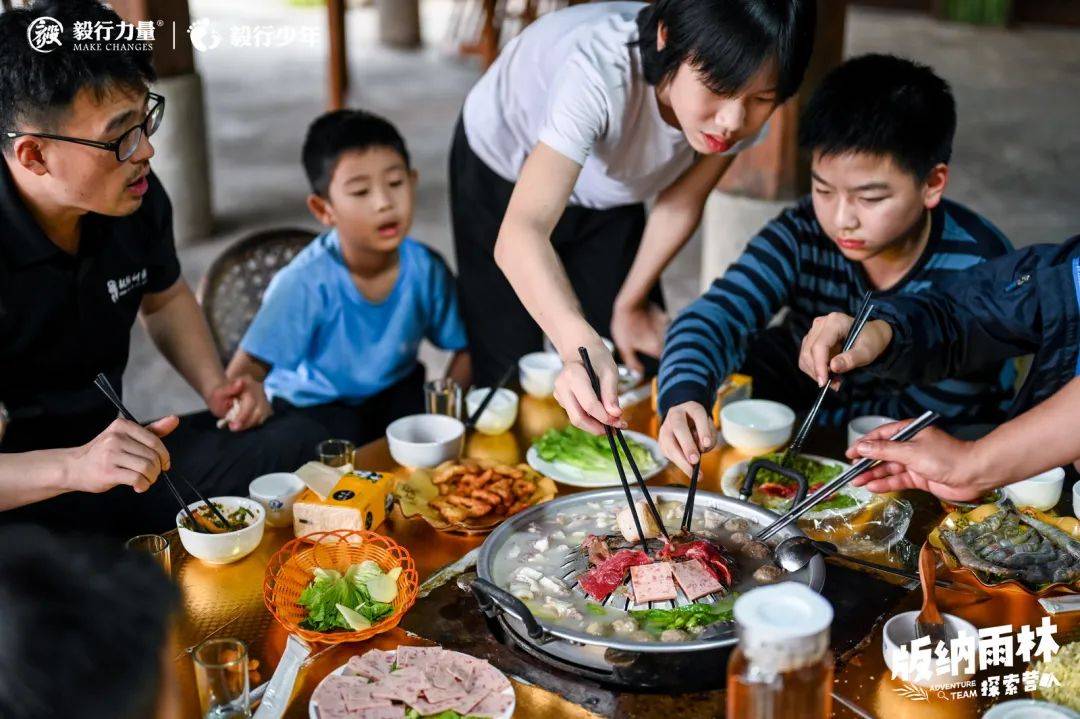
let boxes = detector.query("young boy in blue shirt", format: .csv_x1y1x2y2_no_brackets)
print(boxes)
228,110,470,444
656,55,1015,475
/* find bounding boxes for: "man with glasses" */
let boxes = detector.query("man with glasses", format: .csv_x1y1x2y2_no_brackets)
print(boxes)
0,0,325,536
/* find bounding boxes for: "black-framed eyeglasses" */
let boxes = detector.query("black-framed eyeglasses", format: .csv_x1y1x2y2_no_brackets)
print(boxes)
3,92,165,163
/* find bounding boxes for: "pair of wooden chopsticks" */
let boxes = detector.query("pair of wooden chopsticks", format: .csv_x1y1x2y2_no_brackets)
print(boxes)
780,290,876,468
757,410,939,541
577,348,669,551
93,373,235,532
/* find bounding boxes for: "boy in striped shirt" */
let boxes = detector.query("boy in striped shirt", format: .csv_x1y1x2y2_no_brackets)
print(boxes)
657,54,1014,475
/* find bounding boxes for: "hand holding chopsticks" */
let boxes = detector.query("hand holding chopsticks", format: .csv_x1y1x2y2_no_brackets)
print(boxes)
577,348,669,548
781,290,875,468
93,373,235,532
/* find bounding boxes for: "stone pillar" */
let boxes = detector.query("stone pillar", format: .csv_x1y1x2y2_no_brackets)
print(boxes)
150,72,214,243
376,0,421,48
111,0,213,244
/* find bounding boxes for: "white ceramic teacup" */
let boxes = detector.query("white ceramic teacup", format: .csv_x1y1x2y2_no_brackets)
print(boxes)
1004,467,1066,511
720,400,795,453
249,472,306,528
464,388,519,435
847,415,897,448
518,352,563,398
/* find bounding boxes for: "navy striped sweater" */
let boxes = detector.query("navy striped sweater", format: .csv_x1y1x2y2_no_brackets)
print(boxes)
658,196,1015,428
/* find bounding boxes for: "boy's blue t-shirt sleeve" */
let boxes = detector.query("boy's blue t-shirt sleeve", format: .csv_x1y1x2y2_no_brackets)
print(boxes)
421,249,468,352
239,268,321,369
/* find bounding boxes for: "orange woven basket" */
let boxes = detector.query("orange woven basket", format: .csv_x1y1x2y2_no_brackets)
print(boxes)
263,529,419,644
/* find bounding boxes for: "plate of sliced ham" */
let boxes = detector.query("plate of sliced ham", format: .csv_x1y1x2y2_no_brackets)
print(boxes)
309,645,515,719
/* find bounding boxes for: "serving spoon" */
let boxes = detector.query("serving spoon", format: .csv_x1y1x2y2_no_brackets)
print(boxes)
916,542,950,647
774,536,982,594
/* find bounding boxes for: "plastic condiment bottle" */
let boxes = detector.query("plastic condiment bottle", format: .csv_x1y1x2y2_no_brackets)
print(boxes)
726,582,835,719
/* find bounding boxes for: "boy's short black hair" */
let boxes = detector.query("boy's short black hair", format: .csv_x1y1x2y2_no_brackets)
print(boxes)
634,0,816,102
799,54,957,179
302,109,411,197
0,0,156,154
0,526,179,719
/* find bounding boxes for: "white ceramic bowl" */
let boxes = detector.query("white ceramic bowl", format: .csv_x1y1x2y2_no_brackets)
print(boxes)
882,610,977,687
1004,467,1066,511
465,388,519,435
518,352,563,398
720,400,796,453
176,496,266,565
386,414,464,468
248,472,306,528
847,415,896,448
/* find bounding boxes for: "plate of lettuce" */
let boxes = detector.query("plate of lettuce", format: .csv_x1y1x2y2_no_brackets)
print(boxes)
527,426,666,487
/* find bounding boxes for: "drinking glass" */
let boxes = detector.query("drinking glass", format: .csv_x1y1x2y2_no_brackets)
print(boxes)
424,378,461,419
125,533,171,575
316,438,355,468
193,638,250,719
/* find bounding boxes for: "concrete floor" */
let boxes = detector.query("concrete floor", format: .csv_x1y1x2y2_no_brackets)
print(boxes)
123,0,1080,419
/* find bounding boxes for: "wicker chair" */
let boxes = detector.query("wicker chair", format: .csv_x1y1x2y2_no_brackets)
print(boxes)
198,227,317,363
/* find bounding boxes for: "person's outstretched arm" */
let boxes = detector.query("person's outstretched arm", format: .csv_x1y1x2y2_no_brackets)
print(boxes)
0,417,177,511
847,376,1080,501
656,207,804,475
799,241,1077,387
495,142,626,434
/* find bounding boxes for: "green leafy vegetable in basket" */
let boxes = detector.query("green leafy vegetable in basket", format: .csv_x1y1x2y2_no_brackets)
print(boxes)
534,426,657,474
298,561,403,632
629,598,737,635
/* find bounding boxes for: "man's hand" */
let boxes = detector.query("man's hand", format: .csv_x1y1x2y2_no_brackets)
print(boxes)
553,336,625,435
66,416,178,494
845,420,992,501
799,314,894,388
611,300,668,374
658,401,715,477
207,376,272,431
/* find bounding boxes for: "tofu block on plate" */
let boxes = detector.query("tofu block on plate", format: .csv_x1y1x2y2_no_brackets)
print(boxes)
671,559,723,600
629,562,677,604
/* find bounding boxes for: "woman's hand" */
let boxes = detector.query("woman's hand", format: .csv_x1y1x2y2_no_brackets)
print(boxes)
798,314,894,388
845,420,992,501
611,299,668,374
658,401,715,477
553,335,625,435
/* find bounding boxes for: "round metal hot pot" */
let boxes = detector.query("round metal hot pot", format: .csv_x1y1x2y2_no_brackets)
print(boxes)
470,485,826,690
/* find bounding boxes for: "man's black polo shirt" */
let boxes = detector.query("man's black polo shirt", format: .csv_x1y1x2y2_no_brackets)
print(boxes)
0,161,181,451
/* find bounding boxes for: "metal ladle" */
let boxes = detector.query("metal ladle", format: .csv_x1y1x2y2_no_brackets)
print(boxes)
774,536,982,594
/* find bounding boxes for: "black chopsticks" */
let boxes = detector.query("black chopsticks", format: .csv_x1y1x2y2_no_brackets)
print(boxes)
757,410,939,541
464,364,515,430
780,290,875,468
680,461,701,534
93,373,235,532
577,347,669,548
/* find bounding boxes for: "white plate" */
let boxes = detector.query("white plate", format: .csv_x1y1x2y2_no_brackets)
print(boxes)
526,430,668,488
309,648,515,719
720,454,873,521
